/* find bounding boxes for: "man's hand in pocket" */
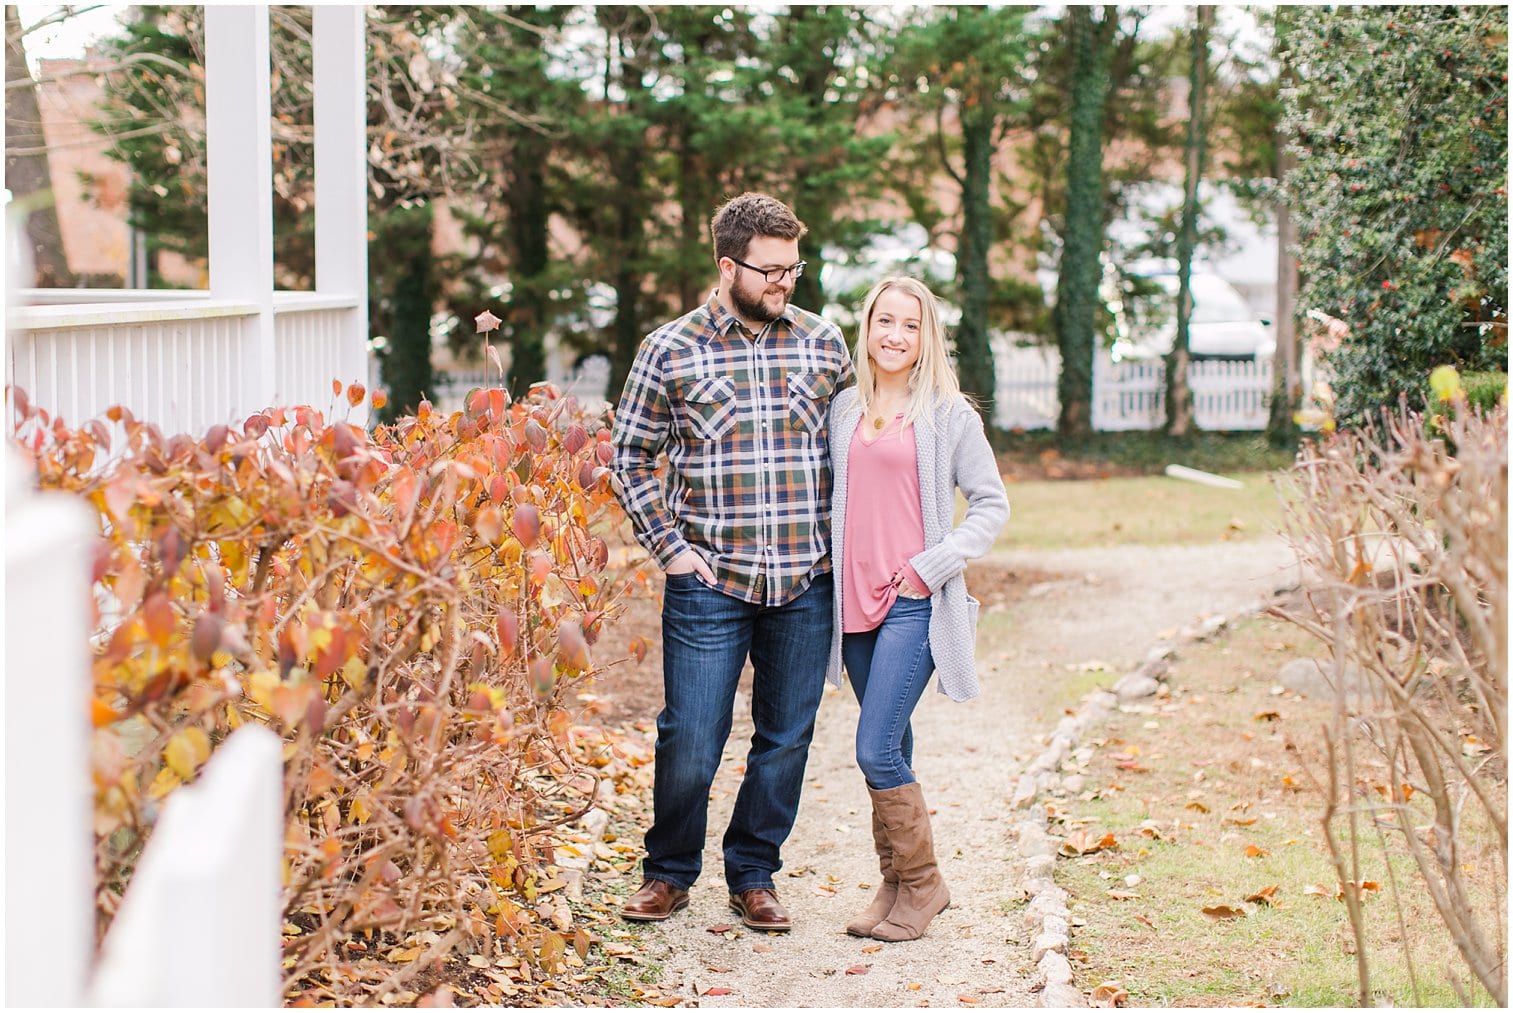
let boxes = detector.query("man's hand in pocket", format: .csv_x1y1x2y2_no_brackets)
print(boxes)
665,550,716,585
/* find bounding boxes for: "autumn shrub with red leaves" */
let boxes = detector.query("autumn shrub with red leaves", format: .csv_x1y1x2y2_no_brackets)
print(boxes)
10,379,639,1000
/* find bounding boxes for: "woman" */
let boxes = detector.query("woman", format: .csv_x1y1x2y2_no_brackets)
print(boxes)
826,276,1009,942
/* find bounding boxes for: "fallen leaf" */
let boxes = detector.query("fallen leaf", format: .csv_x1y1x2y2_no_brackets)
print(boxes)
957,995,980,1005
701,986,733,997
1132,914,1154,929
1059,829,1119,857
845,964,870,975
1223,816,1259,827
1202,905,1246,920
1303,883,1333,898
1106,890,1140,900
706,924,734,935
1253,710,1281,722
1090,981,1129,1007
752,943,773,953
861,944,882,954
1244,844,1269,858
1185,801,1210,813
1246,885,1280,906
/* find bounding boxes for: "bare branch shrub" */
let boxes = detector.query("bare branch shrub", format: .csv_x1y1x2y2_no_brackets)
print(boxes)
1276,397,1507,1005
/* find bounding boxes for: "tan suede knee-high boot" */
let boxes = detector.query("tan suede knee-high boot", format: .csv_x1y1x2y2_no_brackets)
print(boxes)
870,782,950,942
846,801,899,936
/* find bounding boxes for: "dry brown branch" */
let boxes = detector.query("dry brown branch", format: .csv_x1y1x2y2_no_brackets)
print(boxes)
1276,397,1508,1006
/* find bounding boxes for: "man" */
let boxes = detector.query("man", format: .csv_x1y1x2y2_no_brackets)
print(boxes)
610,192,852,931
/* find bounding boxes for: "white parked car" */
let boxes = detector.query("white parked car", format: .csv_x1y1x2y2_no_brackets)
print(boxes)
1112,272,1274,362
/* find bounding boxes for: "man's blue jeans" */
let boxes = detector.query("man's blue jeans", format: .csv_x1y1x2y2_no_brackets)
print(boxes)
842,596,936,790
646,571,833,894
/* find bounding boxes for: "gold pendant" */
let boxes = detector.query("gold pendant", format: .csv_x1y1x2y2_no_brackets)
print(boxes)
872,416,884,430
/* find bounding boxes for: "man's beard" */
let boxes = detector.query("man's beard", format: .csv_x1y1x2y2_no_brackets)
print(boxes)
731,278,788,323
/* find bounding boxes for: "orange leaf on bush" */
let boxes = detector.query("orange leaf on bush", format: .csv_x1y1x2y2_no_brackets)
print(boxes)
512,504,541,548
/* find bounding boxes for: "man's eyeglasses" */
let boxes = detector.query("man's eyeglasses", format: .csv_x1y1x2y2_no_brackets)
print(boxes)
728,256,806,284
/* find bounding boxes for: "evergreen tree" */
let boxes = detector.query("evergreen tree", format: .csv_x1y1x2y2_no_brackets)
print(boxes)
884,5,1037,424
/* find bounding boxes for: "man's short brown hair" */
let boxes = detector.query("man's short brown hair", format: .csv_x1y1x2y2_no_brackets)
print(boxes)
710,192,807,263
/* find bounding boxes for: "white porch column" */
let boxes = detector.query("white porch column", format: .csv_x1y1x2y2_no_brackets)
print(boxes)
314,6,372,422
205,6,275,419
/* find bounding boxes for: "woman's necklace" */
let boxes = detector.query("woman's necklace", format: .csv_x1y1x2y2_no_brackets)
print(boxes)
870,395,906,430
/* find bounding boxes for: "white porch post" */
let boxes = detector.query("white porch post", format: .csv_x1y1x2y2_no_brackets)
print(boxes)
205,6,275,419
314,6,372,424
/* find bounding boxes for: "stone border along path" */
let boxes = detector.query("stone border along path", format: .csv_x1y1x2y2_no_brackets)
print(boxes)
566,537,1304,1007
1009,606,1272,1007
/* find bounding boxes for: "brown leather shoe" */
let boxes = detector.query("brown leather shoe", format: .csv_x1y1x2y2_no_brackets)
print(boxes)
622,879,689,922
729,888,792,931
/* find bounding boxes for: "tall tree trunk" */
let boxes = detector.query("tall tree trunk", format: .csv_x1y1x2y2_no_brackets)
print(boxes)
4,5,73,286
956,104,997,423
1165,4,1212,437
787,6,835,316
1266,15,1301,445
375,203,436,419
503,131,550,400
675,116,705,311
605,33,646,402
1267,146,1301,444
1054,6,1115,438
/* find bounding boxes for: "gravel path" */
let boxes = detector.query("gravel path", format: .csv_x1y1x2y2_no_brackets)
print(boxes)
620,535,1301,1008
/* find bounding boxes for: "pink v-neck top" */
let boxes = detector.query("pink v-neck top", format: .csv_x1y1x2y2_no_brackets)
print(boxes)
842,416,929,634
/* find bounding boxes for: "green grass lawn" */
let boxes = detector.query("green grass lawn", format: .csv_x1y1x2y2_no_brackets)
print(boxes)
1052,615,1502,1008
995,471,1295,551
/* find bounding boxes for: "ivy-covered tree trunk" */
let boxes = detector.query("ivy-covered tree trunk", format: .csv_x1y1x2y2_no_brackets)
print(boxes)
956,104,997,421
1165,5,1212,437
373,203,436,420
1055,6,1115,438
5,5,73,286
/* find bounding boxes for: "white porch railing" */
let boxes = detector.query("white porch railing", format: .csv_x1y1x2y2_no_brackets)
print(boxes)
7,291,365,436
993,344,1274,432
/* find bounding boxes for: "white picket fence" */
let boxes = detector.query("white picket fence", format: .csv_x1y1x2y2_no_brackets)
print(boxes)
993,344,1274,432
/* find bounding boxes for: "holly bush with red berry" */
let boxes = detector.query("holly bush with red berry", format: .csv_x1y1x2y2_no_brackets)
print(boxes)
1281,6,1507,425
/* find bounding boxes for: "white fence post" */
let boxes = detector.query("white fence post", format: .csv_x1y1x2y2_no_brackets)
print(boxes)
3,459,97,1008
205,5,275,421
88,726,285,1008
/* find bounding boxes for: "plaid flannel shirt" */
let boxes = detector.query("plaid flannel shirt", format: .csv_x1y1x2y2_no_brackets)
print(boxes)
611,292,854,606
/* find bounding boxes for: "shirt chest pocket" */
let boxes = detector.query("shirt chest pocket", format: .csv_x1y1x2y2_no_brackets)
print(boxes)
788,371,834,435
673,374,739,442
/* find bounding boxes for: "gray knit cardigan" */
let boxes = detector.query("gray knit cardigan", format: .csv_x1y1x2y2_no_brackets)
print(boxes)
825,388,1010,702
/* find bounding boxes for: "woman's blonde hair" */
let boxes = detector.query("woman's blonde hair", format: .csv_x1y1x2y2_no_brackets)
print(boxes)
853,275,960,429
